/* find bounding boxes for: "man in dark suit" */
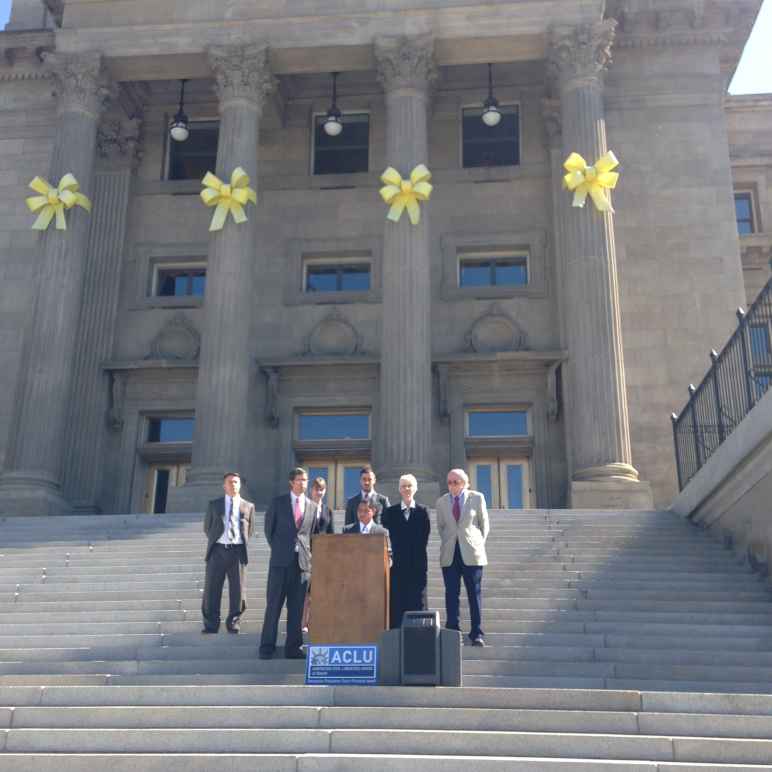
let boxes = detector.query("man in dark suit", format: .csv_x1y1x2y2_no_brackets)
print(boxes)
259,467,317,659
381,473,430,629
201,472,255,634
343,499,392,552
344,465,390,528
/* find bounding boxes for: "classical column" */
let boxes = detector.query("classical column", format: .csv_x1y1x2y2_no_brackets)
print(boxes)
63,115,142,512
0,51,109,516
548,21,652,509
167,43,273,512
374,35,439,500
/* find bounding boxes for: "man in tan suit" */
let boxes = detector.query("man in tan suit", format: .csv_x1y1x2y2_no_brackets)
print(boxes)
435,468,490,646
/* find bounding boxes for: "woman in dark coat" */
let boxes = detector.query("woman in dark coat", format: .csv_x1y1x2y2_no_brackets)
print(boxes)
302,477,334,632
381,473,430,629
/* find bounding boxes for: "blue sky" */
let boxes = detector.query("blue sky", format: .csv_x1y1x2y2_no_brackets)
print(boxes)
0,0,769,93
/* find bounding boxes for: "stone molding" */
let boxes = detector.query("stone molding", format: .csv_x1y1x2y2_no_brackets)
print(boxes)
107,371,127,432
374,34,438,94
547,20,616,91
42,50,112,117
42,0,63,27
207,42,276,108
606,0,753,48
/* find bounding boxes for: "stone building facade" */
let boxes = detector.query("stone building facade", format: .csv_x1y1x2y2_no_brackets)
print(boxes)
0,0,767,515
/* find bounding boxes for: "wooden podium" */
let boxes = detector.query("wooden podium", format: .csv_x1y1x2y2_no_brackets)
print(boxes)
310,533,390,644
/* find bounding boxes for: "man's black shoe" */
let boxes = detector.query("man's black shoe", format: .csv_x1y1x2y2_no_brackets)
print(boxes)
285,649,306,659
226,626,240,634
201,628,218,635
258,649,274,660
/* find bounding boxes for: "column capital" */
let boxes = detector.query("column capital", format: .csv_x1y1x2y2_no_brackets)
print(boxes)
207,42,276,108
97,115,143,170
42,50,112,118
374,34,438,94
548,19,617,92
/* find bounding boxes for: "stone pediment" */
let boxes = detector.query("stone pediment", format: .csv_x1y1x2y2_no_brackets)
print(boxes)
465,303,527,353
303,308,362,357
147,312,200,361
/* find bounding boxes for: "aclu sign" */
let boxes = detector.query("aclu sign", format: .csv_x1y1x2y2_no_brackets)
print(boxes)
305,644,378,685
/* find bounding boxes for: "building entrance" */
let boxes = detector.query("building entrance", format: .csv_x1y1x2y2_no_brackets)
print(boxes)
303,459,368,510
144,463,190,513
469,458,531,508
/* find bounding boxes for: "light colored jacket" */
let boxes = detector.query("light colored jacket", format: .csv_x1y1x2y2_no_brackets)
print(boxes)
435,489,490,567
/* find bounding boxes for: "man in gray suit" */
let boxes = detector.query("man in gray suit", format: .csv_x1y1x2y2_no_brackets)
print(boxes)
436,468,490,646
259,467,317,659
202,472,255,634
344,465,390,527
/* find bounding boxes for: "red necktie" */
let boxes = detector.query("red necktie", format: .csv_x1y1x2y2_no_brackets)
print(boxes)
452,495,461,522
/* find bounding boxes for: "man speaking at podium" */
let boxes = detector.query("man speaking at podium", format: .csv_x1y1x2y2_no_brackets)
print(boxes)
260,467,316,660
343,499,392,553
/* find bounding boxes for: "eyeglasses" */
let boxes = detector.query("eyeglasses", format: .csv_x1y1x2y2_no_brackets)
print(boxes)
447,479,463,485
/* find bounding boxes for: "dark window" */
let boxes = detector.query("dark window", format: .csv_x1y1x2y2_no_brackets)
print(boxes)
153,469,170,513
313,113,369,175
462,105,519,168
305,262,371,293
147,418,195,443
467,410,528,437
298,413,370,441
167,121,219,181
735,192,755,235
459,256,527,288
156,267,206,297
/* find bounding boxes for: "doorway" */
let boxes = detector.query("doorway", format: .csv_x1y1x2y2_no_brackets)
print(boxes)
303,459,369,510
469,458,531,508
144,463,190,513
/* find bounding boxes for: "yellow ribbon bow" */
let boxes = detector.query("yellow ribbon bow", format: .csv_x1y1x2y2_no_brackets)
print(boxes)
200,167,257,232
25,174,92,231
379,164,433,225
562,151,620,213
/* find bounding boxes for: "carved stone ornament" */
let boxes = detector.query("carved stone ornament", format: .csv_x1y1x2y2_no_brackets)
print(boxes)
548,20,617,89
147,313,201,361
42,50,112,116
261,366,280,428
207,43,276,107
106,371,126,432
374,35,438,93
435,363,449,421
97,116,143,166
303,308,362,357
541,97,562,148
465,303,527,354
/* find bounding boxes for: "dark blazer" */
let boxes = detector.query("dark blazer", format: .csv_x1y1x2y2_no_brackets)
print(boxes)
381,502,430,582
312,502,335,536
344,491,390,527
203,496,255,564
342,520,392,556
264,493,317,574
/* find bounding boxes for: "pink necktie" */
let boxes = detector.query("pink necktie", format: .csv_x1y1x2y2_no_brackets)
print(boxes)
452,495,461,522
294,497,303,529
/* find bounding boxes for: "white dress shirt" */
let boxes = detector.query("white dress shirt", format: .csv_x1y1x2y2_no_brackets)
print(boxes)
359,519,374,534
217,495,243,545
401,499,415,521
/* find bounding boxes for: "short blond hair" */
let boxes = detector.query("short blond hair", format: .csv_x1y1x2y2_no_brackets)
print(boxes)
399,473,418,489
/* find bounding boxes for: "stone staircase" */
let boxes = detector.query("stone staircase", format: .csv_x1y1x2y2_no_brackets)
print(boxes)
1,508,772,769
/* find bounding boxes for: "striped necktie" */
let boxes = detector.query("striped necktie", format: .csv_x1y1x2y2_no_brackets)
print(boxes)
228,498,239,542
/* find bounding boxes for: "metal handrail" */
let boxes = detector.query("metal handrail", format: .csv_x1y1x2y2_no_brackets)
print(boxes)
672,276,772,490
